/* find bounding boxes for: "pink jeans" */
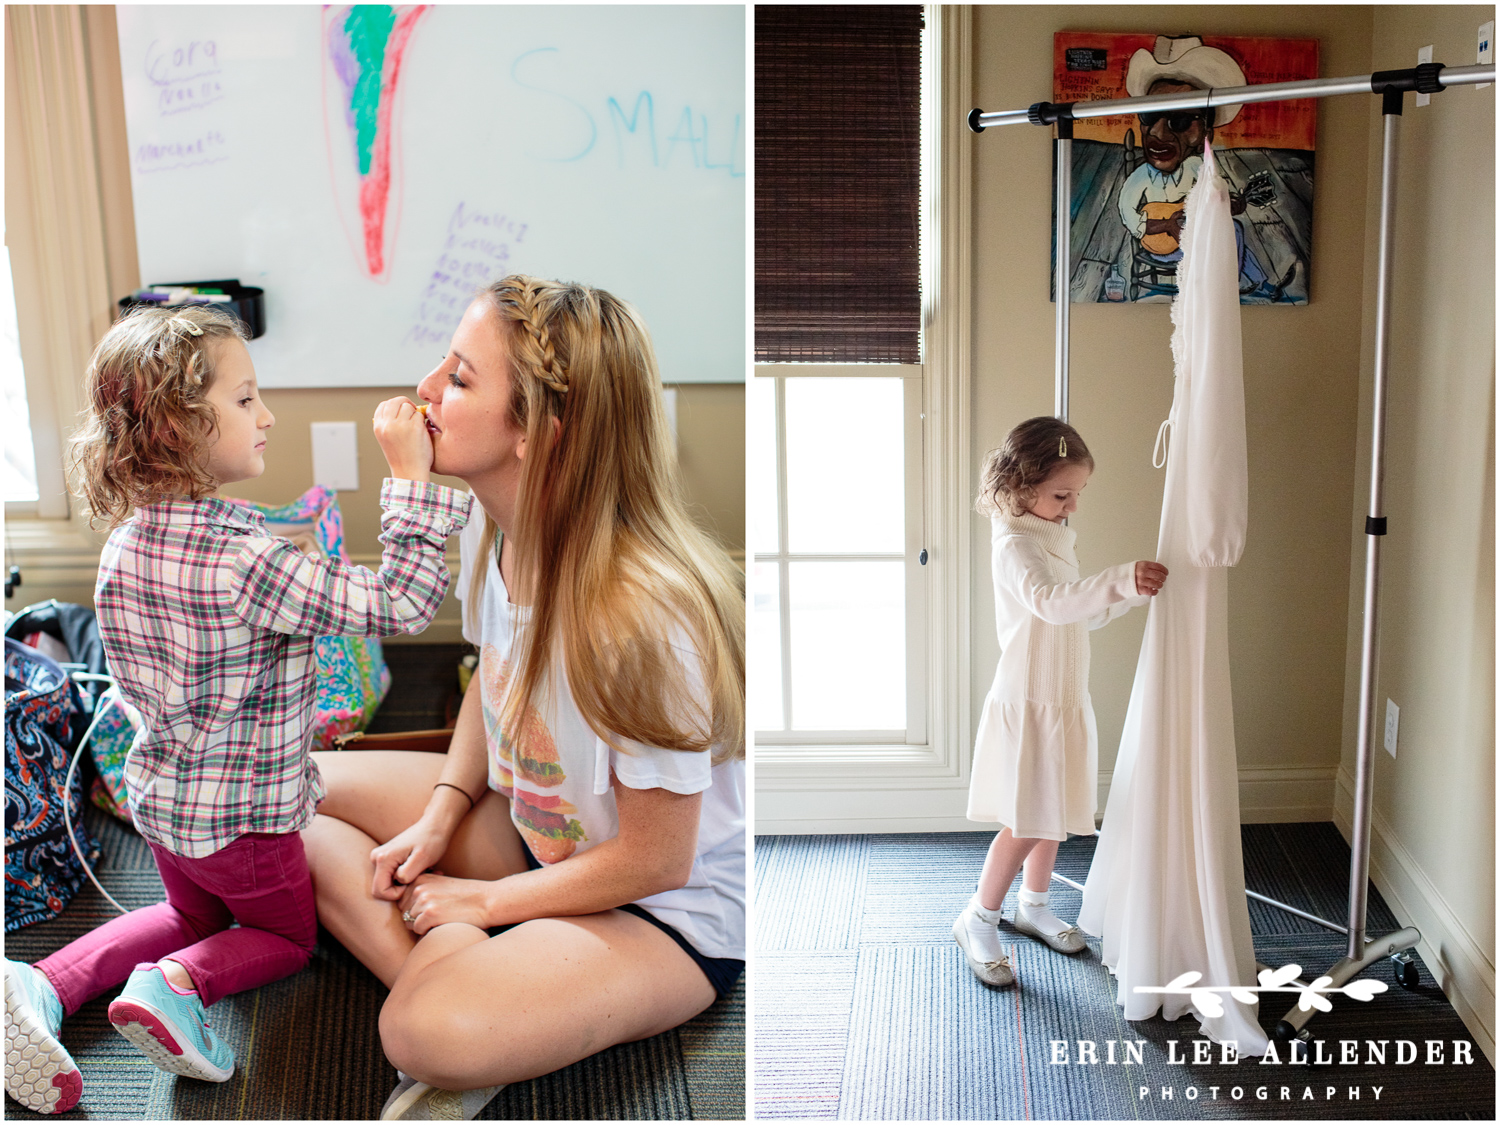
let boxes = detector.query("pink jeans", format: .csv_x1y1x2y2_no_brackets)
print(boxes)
37,831,316,1014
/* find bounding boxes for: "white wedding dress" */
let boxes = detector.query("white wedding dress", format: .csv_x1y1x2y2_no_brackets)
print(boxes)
1078,142,1267,1056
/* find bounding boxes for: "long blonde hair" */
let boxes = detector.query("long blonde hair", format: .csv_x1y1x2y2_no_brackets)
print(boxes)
468,276,745,764
71,305,249,527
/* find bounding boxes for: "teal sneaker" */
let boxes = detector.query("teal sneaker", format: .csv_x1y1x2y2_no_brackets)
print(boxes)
107,964,234,1083
4,959,81,1114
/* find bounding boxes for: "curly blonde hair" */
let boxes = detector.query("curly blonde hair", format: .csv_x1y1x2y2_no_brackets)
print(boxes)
70,305,248,527
976,415,1094,517
466,275,745,764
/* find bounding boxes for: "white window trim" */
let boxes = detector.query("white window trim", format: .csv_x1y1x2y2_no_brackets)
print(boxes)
5,7,137,582
755,5,972,797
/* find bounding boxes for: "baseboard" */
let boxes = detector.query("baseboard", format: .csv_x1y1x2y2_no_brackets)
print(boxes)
1334,767,1496,1065
758,763,1339,834
754,814,983,835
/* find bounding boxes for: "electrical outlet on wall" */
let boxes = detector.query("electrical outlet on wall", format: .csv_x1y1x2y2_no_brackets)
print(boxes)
1383,698,1400,757
1416,45,1434,106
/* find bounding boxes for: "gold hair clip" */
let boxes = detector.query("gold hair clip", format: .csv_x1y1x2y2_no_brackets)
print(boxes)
1059,435,1068,457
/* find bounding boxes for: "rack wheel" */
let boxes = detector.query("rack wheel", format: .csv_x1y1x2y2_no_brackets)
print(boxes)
1394,958,1419,990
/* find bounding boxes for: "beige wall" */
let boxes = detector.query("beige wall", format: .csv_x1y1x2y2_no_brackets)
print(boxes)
1335,4,1495,1059
3,6,744,636
972,6,1376,817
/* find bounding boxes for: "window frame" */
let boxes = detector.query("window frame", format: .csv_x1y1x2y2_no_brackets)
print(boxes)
754,5,972,793
752,363,925,746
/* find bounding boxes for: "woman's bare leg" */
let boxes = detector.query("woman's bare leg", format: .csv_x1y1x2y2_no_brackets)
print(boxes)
379,911,717,1089
304,750,528,988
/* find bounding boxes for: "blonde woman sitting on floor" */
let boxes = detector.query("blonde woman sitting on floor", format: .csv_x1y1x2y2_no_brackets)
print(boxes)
304,276,745,1120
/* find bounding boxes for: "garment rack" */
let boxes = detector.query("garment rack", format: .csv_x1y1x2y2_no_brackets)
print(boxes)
969,60,1495,1040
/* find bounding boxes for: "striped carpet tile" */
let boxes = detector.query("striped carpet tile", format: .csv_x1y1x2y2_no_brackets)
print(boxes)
755,829,1495,1120
753,952,859,1119
679,981,747,1120
754,835,870,952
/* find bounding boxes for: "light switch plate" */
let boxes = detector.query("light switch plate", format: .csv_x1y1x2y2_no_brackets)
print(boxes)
1480,22,1493,88
1384,698,1400,757
311,421,360,491
662,388,678,445
1416,45,1433,106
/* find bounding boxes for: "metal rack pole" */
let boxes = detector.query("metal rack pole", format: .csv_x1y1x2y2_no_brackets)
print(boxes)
1349,89,1402,961
1054,118,1072,422
968,63,1496,131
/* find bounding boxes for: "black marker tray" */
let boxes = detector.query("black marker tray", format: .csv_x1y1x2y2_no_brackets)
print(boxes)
117,278,265,339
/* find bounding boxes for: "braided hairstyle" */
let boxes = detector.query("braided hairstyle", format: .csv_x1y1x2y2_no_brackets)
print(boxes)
71,304,249,526
468,275,745,764
975,415,1094,518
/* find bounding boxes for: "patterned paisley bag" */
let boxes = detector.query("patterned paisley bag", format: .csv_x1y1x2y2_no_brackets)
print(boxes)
4,639,100,930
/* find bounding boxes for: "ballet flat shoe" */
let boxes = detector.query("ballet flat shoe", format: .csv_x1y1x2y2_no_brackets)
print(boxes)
951,914,1015,988
1011,907,1088,955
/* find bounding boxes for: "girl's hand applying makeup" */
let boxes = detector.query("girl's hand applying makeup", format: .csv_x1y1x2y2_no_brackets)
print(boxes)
373,398,433,483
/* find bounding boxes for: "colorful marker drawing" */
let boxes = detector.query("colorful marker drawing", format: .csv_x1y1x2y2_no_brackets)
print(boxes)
322,5,429,281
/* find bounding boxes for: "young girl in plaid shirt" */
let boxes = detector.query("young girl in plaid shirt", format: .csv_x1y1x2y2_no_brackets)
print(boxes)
4,305,471,1114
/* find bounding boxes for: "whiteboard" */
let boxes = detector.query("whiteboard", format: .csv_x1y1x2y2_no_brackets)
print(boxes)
116,5,745,387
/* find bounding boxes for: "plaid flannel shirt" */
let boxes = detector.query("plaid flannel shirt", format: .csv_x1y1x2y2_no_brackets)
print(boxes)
95,478,471,858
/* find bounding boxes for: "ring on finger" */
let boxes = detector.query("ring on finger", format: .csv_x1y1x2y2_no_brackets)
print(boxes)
402,910,413,923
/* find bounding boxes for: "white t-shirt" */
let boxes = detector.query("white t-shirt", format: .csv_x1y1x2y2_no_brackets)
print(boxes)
456,513,746,960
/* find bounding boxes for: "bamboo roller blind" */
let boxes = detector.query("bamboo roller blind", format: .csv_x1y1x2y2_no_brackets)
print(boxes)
755,5,924,364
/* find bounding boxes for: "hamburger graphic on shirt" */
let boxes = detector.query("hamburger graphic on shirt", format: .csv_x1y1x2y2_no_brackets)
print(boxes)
481,644,587,862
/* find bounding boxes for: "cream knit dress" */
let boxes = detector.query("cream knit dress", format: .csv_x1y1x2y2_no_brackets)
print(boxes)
968,511,1147,840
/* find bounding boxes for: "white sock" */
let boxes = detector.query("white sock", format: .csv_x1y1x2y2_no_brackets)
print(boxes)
1017,888,1073,938
961,895,1007,962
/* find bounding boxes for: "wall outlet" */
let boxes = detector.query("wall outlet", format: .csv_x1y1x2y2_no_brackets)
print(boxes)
1416,45,1434,106
1480,22,1493,89
1383,698,1400,757
311,421,360,491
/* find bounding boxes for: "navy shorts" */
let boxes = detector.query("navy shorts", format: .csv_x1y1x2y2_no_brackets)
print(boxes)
486,845,743,1000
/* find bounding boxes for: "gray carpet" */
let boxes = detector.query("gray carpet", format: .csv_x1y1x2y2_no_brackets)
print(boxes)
755,827,1494,1120
6,642,743,1119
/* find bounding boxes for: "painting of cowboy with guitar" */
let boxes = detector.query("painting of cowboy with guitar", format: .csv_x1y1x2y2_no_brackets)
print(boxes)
1052,32,1316,304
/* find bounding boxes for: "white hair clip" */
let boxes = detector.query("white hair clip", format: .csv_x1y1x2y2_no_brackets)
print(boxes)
1059,435,1068,457
173,316,204,337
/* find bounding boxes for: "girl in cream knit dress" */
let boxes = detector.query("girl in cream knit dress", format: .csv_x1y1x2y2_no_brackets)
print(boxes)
954,417,1167,988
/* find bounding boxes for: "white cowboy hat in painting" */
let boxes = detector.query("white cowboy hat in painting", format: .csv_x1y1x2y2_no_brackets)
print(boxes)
1125,35,1247,127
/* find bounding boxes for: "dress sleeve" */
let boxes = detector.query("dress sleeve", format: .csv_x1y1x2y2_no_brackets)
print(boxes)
227,479,470,637
996,535,1142,627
